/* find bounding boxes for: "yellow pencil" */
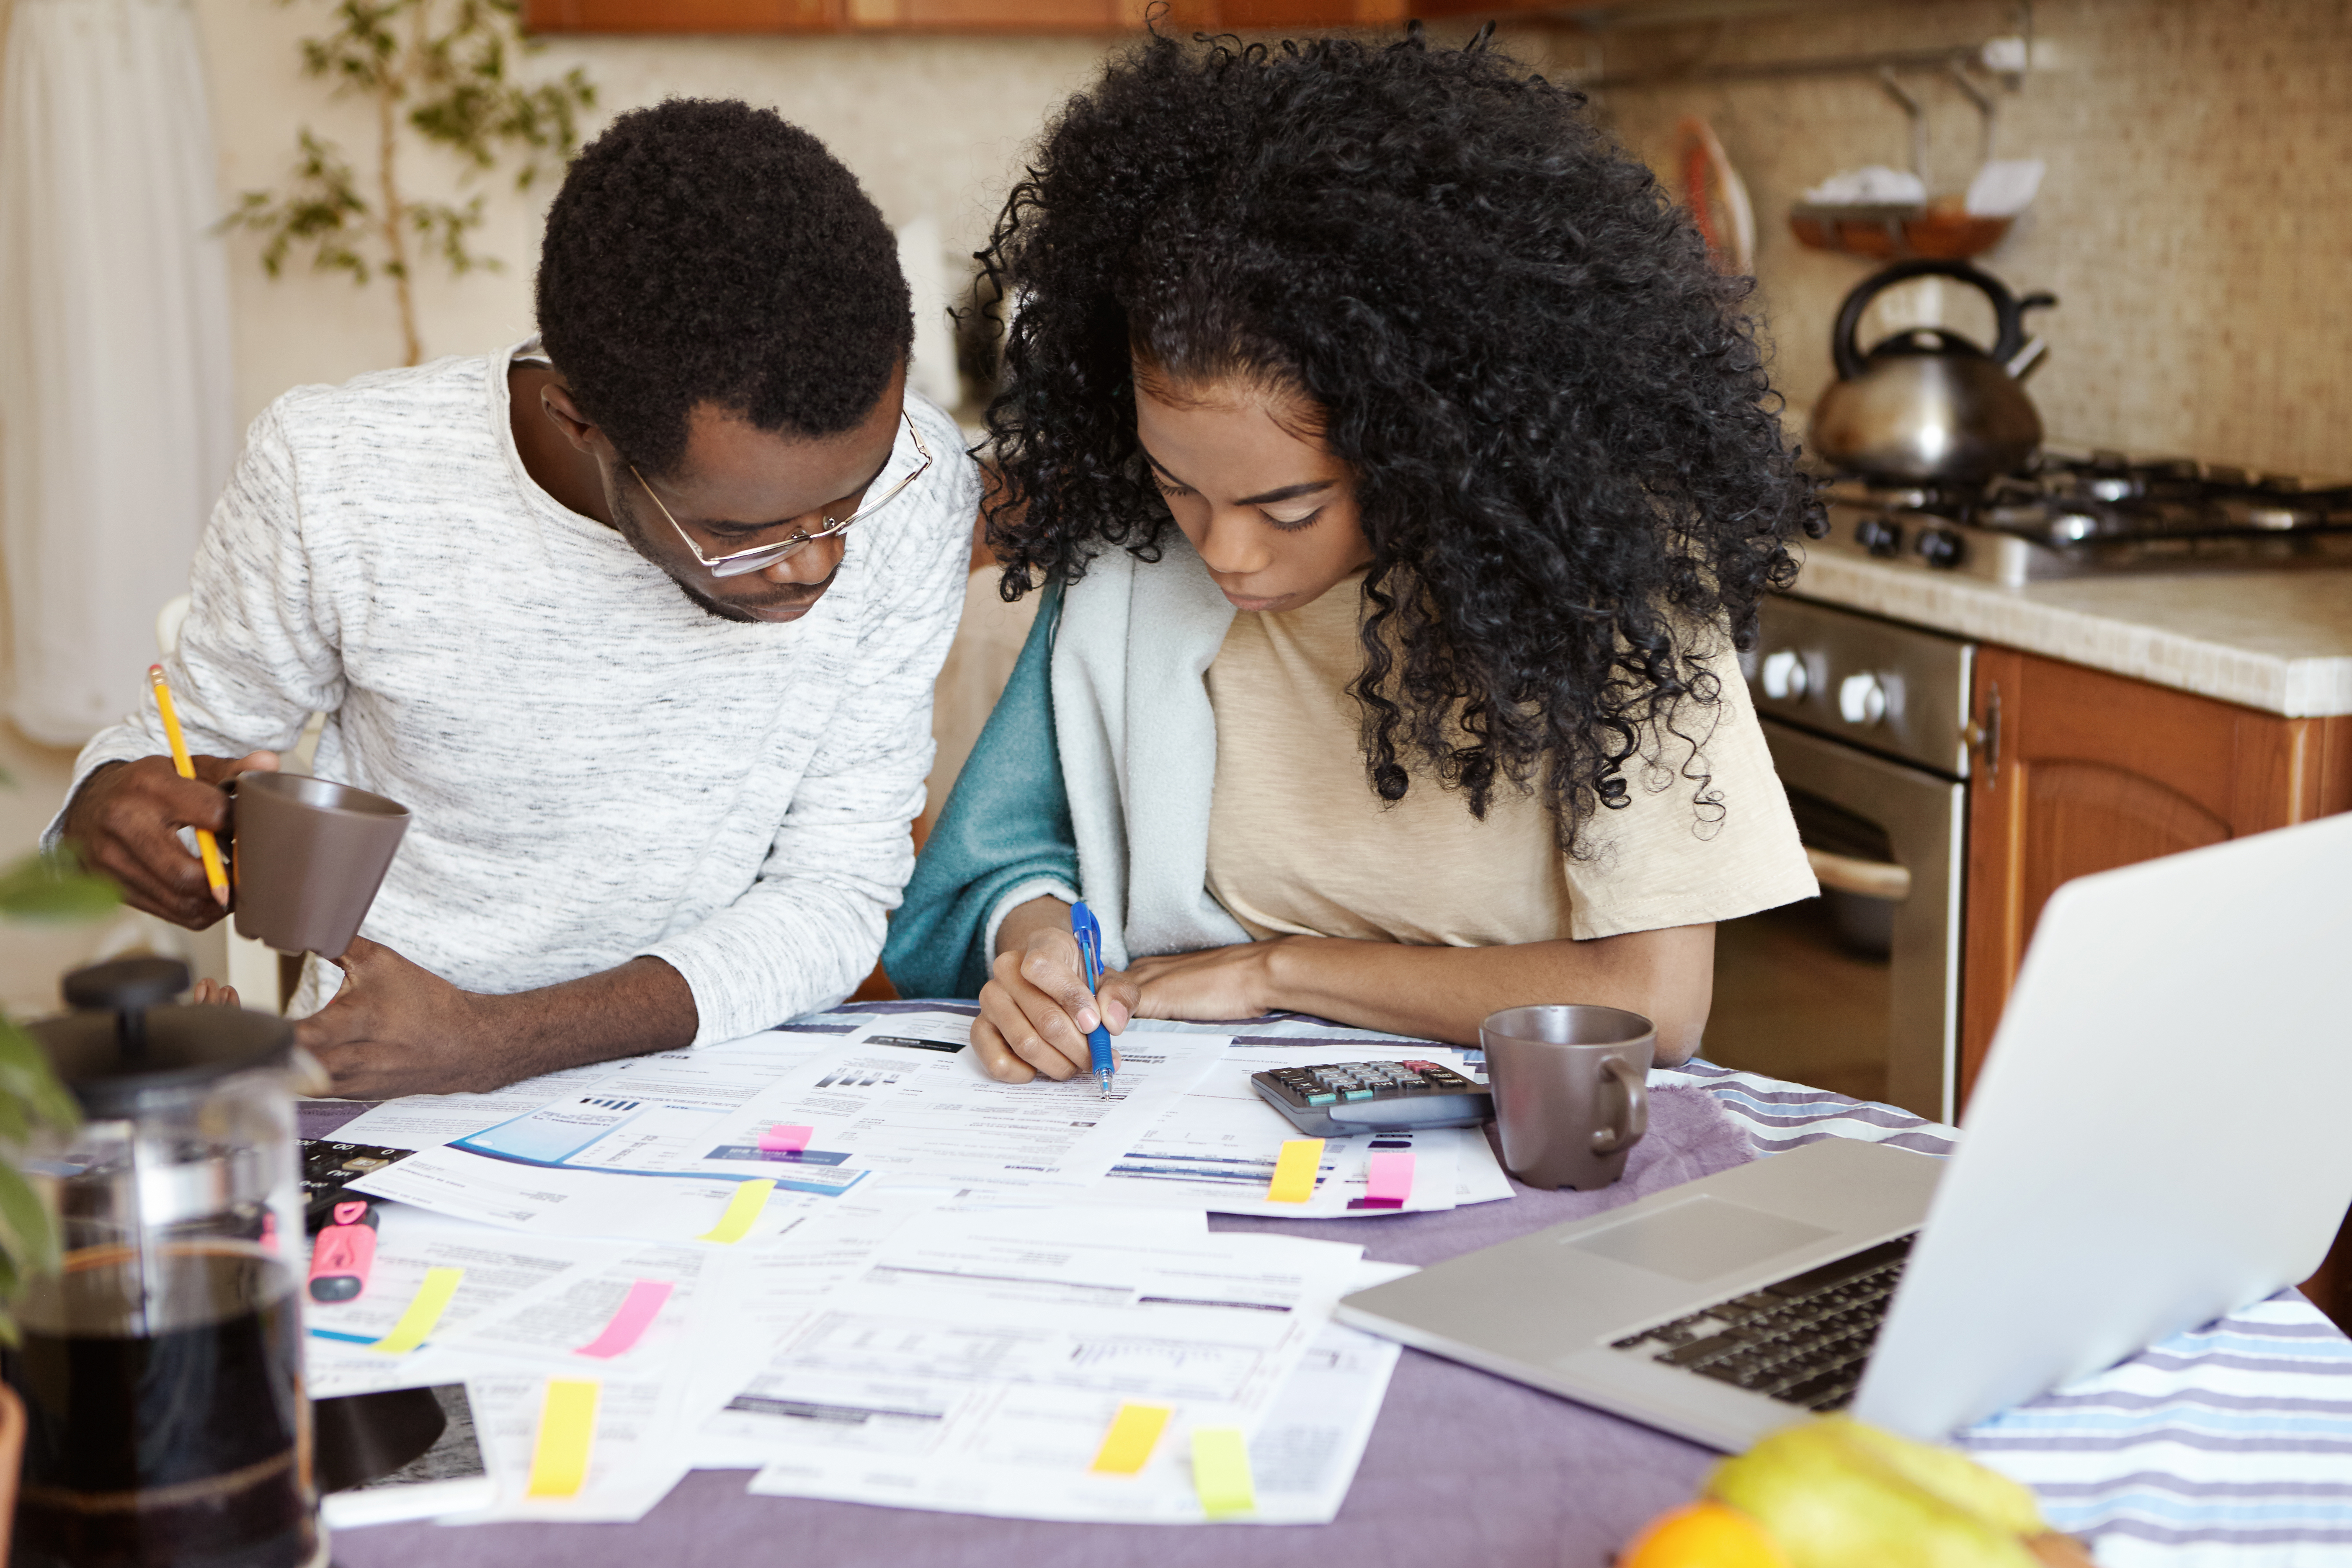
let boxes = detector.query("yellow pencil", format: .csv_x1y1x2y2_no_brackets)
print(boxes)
148,664,230,906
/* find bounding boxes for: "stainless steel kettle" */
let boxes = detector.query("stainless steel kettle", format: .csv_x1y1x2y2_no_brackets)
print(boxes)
1810,259,2057,485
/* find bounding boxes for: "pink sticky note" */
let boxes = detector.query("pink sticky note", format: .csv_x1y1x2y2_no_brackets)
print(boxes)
758,1124,813,1155
576,1279,673,1359
1362,1151,1415,1209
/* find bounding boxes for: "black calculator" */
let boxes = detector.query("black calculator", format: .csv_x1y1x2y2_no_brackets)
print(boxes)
1248,1060,1493,1137
301,1139,414,1233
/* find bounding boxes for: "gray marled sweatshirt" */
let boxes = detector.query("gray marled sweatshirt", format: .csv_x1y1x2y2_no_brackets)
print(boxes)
60,346,977,1043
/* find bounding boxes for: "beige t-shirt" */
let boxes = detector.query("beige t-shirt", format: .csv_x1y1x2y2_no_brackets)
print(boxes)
1203,573,1817,946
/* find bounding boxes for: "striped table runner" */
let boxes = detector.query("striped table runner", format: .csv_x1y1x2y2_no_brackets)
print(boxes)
814,1003,2352,1563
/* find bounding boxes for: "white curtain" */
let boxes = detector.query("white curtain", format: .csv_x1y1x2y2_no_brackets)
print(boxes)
0,0,233,745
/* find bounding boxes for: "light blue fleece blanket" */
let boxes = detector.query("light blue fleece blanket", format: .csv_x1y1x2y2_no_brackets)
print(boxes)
882,535,1252,996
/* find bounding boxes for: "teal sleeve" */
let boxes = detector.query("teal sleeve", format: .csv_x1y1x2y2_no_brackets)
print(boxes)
881,583,1075,999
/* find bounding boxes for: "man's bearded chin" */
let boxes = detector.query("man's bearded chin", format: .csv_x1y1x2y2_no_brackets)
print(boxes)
609,480,776,624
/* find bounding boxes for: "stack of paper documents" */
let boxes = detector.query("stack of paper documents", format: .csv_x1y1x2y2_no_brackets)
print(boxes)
1084,1042,1512,1217
325,1014,1510,1529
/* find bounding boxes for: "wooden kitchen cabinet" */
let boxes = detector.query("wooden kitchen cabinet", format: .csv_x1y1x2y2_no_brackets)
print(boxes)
522,0,1409,33
519,0,1635,33
1960,649,2352,1094
1960,647,2352,1323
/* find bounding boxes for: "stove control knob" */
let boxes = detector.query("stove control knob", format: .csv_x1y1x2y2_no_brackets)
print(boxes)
1839,673,1889,726
1759,650,1808,702
1854,517,1904,557
1915,527,1965,569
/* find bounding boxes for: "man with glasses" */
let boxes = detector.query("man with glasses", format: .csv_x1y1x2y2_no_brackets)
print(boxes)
54,100,978,1097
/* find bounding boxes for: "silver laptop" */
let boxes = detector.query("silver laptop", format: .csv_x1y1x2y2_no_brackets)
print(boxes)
1336,810,2352,1449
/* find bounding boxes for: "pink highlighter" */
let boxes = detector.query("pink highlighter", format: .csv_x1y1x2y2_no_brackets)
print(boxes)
308,1200,379,1302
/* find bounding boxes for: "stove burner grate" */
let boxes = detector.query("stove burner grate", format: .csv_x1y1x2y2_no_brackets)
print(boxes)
1812,451,2352,583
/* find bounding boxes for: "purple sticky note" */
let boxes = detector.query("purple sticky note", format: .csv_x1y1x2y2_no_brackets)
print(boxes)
759,1124,814,1155
576,1279,673,1359
1360,1151,1415,1210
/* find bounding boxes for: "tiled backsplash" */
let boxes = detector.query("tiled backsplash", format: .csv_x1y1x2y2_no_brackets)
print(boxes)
1549,0,2352,480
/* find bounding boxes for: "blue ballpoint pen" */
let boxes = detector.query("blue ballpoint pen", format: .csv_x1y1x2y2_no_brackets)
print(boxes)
1070,901,1116,1099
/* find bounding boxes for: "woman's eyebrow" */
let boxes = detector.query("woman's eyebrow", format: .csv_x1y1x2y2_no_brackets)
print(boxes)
1232,479,1334,507
1140,445,1333,508
1139,444,1188,489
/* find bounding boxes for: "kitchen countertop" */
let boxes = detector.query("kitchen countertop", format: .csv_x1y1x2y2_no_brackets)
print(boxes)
1787,551,2352,717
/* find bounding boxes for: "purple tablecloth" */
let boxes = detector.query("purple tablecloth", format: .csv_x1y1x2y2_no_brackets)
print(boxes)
321,1086,1753,1568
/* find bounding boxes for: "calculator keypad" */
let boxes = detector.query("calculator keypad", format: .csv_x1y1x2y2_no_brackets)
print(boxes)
1264,1060,1477,1106
1248,1060,1492,1135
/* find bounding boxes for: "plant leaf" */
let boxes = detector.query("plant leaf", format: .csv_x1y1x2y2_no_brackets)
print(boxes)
0,1019,85,1136
0,1164,60,1280
0,850,121,923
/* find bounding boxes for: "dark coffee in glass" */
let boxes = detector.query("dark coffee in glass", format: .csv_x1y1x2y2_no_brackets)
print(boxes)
8,1245,317,1568
17,966,322,1568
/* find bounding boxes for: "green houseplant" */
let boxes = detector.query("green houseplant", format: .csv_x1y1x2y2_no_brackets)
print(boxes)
222,0,596,365
0,845,115,1555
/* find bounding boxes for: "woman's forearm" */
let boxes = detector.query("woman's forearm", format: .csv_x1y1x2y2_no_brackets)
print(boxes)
1259,925,1717,1063
995,893,1075,957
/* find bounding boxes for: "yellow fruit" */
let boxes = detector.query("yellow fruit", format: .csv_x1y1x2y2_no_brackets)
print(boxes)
1824,1418,2044,1536
1706,1419,2043,1568
1621,1501,1790,1568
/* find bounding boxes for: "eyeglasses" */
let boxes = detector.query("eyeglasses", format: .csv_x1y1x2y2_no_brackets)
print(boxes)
629,410,934,579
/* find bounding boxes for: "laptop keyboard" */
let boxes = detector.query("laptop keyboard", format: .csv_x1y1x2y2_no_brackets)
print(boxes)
1608,1234,1916,1412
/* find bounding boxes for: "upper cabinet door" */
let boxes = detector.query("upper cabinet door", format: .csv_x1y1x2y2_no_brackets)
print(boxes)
523,0,1556,31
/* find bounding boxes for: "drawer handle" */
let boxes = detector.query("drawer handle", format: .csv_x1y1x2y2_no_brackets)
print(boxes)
1806,846,1912,901
1964,681,2002,779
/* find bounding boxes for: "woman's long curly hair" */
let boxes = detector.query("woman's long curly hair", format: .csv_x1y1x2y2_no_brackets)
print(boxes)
976,23,1821,854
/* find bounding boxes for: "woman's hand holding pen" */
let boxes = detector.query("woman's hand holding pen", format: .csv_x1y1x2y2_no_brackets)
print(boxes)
975,896,1136,1083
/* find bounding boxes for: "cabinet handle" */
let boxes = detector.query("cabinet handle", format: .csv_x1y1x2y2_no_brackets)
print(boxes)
1964,681,2003,781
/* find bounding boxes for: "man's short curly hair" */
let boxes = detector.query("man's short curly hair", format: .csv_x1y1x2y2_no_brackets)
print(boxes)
977,26,1822,854
537,99,911,476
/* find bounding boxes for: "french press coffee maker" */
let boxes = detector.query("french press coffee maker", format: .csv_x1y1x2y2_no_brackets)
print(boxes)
9,958,322,1568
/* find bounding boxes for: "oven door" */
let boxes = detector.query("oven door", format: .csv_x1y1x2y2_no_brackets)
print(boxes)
1707,717,1965,1124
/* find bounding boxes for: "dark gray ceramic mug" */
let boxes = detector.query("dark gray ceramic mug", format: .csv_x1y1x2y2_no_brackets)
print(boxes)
1478,1004,1654,1190
227,772,410,958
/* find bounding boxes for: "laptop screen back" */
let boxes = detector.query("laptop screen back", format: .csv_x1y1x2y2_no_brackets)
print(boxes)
1855,812,2352,1439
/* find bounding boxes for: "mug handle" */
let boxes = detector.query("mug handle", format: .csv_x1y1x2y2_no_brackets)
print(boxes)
219,772,259,898
1589,1054,1649,1155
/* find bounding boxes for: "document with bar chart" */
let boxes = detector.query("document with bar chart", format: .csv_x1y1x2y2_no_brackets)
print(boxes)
671,1027,1232,1194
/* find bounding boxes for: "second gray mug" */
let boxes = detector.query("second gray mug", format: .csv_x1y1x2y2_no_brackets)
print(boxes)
1479,1004,1654,1190
228,772,411,958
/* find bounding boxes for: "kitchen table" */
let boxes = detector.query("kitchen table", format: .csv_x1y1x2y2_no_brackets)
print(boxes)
312,1003,2352,1568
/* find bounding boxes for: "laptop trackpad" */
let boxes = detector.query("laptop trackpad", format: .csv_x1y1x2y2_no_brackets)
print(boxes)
1565,1197,1835,1283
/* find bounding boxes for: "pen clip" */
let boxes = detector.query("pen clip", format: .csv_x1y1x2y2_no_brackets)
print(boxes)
1070,903,1104,988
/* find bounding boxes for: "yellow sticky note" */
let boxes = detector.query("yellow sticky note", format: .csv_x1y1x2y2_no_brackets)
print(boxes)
1089,1403,1172,1475
696,1178,776,1244
1190,1426,1256,1519
369,1266,463,1356
526,1379,601,1498
1266,1138,1324,1204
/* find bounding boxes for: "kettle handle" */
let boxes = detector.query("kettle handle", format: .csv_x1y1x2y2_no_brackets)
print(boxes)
1830,258,2054,380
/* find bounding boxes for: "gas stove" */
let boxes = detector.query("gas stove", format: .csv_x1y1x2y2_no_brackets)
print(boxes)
1812,451,2352,585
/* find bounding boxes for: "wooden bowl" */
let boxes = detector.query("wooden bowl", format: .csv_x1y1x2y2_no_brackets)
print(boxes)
1789,201,2014,261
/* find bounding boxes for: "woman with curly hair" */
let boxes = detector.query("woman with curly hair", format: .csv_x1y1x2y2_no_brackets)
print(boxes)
883,23,1821,1081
